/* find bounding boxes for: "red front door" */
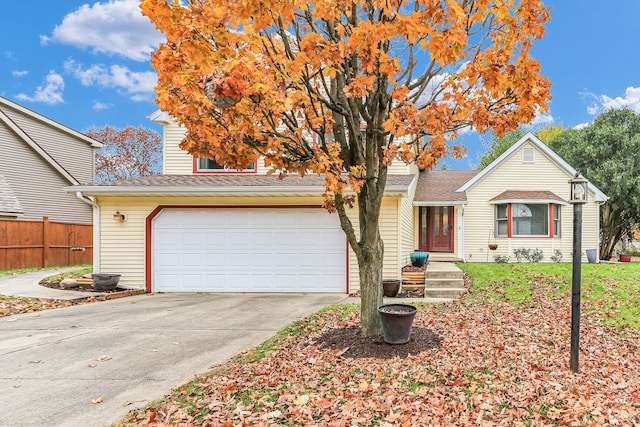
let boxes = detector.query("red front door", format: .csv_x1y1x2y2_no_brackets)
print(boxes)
419,206,454,252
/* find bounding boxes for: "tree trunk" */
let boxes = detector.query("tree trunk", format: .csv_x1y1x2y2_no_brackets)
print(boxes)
357,232,384,337
599,204,626,260
333,175,386,337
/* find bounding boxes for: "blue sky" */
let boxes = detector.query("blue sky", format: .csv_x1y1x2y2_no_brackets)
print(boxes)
2,1,640,169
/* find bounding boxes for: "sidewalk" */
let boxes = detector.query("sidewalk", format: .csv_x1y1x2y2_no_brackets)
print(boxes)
0,269,103,300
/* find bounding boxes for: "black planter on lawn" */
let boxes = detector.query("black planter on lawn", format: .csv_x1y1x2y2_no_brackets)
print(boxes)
378,304,417,344
91,273,121,292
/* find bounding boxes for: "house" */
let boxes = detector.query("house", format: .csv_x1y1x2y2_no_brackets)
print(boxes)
0,96,102,224
71,112,607,293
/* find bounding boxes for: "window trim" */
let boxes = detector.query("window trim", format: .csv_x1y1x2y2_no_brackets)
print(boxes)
193,157,257,174
495,202,561,238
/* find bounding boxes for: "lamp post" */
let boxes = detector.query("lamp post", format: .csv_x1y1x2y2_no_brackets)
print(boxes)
569,172,588,373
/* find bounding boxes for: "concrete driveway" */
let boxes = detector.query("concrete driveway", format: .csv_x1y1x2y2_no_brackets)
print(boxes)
0,292,348,426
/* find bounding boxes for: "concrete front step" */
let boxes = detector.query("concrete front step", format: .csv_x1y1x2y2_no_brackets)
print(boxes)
424,287,466,298
425,278,464,288
426,270,463,280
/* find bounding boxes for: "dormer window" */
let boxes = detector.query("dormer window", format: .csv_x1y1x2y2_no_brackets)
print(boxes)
195,157,256,173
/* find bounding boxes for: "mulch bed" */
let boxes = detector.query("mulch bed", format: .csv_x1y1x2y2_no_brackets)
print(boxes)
40,280,146,300
314,326,442,359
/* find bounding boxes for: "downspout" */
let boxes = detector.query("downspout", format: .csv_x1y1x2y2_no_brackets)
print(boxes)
76,192,100,273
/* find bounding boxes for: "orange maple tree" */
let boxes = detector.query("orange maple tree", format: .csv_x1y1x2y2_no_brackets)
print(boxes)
141,0,551,336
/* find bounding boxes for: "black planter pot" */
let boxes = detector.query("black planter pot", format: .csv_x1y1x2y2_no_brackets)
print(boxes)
382,279,401,297
378,304,417,344
91,273,121,292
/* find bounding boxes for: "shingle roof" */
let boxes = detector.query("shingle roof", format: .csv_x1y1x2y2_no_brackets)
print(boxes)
72,174,416,196
413,170,479,203
83,174,414,187
0,175,24,216
489,190,566,203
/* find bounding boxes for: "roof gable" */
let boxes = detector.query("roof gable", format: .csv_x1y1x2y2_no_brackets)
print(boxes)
457,132,608,202
0,96,102,185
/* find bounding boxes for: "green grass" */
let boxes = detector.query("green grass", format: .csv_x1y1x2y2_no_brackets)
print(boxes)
0,264,92,278
459,262,640,330
38,265,93,283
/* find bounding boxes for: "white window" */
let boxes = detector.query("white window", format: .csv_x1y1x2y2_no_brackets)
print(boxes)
495,203,560,238
196,158,255,173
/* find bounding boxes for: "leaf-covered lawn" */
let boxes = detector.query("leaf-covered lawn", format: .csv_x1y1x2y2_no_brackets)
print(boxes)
0,295,78,318
120,263,639,426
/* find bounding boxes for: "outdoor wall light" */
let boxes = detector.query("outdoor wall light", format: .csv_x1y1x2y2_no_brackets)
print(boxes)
113,211,126,222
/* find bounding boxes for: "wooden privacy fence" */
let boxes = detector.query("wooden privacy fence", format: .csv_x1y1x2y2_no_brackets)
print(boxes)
0,216,93,271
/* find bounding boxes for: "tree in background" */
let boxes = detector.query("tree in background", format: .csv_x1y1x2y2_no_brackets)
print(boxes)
477,124,562,170
550,109,640,260
87,126,162,182
142,0,551,336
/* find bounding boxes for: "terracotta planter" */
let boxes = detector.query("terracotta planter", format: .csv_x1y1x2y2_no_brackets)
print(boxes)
488,244,498,250
382,279,401,297
378,304,417,344
619,254,632,263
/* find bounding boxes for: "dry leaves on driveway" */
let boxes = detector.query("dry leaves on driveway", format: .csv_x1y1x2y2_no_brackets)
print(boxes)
122,290,639,426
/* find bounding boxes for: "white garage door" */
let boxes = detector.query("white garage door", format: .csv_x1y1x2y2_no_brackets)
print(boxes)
152,208,346,292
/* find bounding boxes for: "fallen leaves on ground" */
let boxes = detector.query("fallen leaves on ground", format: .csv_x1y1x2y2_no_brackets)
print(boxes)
0,296,77,317
91,396,105,404
0,289,145,319
121,289,639,426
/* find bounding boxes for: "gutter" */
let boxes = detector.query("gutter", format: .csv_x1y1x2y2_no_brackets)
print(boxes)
75,192,100,273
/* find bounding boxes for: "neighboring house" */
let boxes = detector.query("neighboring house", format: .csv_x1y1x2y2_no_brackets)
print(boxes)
0,96,102,224
71,112,607,293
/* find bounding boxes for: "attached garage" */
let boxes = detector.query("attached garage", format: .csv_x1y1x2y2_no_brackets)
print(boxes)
151,207,347,292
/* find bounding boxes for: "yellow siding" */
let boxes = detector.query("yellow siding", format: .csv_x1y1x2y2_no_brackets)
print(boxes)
400,174,418,266
162,120,272,175
346,197,403,291
162,121,191,174
463,142,601,262
97,195,405,292
162,119,416,176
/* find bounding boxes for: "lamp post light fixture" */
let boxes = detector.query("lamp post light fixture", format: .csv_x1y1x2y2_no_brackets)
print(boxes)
569,172,588,373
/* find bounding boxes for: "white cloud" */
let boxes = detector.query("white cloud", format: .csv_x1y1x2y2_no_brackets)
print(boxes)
92,101,110,111
574,122,591,130
584,86,640,116
42,0,164,62
12,70,28,78
65,59,157,101
529,111,555,127
15,71,65,105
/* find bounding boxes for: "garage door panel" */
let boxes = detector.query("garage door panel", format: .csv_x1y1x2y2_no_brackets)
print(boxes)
153,208,346,293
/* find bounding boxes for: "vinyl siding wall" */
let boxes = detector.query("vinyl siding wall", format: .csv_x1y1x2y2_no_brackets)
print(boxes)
162,120,415,176
0,120,93,224
1,105,95,185
463,142,600,263
98,194,404,291
346,196,405,290
399,168,419,266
